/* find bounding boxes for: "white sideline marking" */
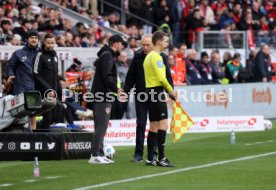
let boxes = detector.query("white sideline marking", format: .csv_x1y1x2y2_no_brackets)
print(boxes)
245,140,276,146
74,151,276,190
0,183,13,187
24,179,38,183
45,176,63,179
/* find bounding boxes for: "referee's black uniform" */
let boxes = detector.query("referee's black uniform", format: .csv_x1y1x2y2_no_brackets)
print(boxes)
124,48,174,161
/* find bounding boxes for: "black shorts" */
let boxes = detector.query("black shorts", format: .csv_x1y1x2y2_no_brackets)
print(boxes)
146,87,168,122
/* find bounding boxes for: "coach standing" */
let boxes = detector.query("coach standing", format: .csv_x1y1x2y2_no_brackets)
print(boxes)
88,35,127,164
124,34,174,162
6,30,40,129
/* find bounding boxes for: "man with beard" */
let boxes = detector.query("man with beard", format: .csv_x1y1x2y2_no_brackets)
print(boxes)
33,33,64,129
7,30,40,129
88,35,127,164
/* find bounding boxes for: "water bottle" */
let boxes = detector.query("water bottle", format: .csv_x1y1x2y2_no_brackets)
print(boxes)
230,129,236,145
33,157,40,177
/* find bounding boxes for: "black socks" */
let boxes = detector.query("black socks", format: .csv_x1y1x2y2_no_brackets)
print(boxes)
147,131,157,161
147,129,167,161
157,129,166,160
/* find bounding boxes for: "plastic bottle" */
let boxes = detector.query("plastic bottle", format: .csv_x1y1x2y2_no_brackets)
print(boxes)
230,129,236,145
33,157,40,177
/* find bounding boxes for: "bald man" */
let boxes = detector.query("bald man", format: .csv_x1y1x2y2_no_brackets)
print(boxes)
124,34,174,162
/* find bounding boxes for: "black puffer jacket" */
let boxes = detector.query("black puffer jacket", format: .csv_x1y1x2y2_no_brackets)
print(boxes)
91,45,118,101
33,48,59,96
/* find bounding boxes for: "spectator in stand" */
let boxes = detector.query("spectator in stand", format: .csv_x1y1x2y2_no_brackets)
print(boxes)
140,0,154,34
167,0,180,46
125,37,137,58
168,54,178,84
254,44,275,82
258,15,270,45
220,22,233,48
232,3,242,24
222,51,232,70
56,35,67,47
173,43,187,85
13,19,32,42
198,52,213,84
252,1,261,24
1,19,13,37
246,49,257,82
72,22,87,38
218,7,234,30
187,9,206,48
185,49,202,85
238,11,260,49
197,0,216,29
224,52,243,83
153,0,170,27
210,52,225,84
73,35,82,47
181,0,195,34
11,34,22,46
66,58,83,72
64,31,74,46
211,0,228,22
168,46,179,57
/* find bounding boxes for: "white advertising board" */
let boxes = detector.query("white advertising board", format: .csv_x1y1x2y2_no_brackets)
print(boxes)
74,115,264,146
175,82,276,119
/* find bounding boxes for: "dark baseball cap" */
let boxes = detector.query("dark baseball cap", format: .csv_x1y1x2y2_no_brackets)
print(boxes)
108,34,127,46
27,30,39,38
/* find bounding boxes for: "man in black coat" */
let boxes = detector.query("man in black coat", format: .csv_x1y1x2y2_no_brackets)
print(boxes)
88,35,127,164
124,34,174,162
254,44,275,82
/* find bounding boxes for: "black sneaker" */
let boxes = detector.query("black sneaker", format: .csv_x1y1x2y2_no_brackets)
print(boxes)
145,159,157,166
157,158,175,167
131,155,143,162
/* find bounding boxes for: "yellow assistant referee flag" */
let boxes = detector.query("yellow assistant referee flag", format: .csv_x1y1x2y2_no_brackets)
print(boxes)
170,102,194,143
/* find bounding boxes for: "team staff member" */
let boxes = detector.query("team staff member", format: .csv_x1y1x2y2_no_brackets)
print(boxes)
6,30,40,129
124,34,174,162
88,35,127,164
33,33,64,129
143,31,176,167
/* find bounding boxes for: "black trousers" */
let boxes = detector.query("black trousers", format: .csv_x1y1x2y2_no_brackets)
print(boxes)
91,102,112,156
37,101,65,129
134,94,148,157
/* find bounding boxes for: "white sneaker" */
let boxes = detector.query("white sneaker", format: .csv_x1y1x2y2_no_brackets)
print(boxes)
88,155,109,164
76,109,93,118
102,156,114,163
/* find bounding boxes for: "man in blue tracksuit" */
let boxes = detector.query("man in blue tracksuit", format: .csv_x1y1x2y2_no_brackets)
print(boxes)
6,30,40,129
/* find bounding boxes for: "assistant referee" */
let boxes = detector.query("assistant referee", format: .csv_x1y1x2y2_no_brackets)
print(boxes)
143,31,176,167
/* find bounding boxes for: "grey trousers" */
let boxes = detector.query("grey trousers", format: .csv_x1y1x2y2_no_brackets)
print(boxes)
91,102,112,156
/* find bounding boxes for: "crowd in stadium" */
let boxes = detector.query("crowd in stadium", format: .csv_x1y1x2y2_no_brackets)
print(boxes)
0,0,275,47
0,0,275,88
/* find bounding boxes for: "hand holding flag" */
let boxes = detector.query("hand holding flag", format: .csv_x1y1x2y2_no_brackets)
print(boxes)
170,101,194,143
